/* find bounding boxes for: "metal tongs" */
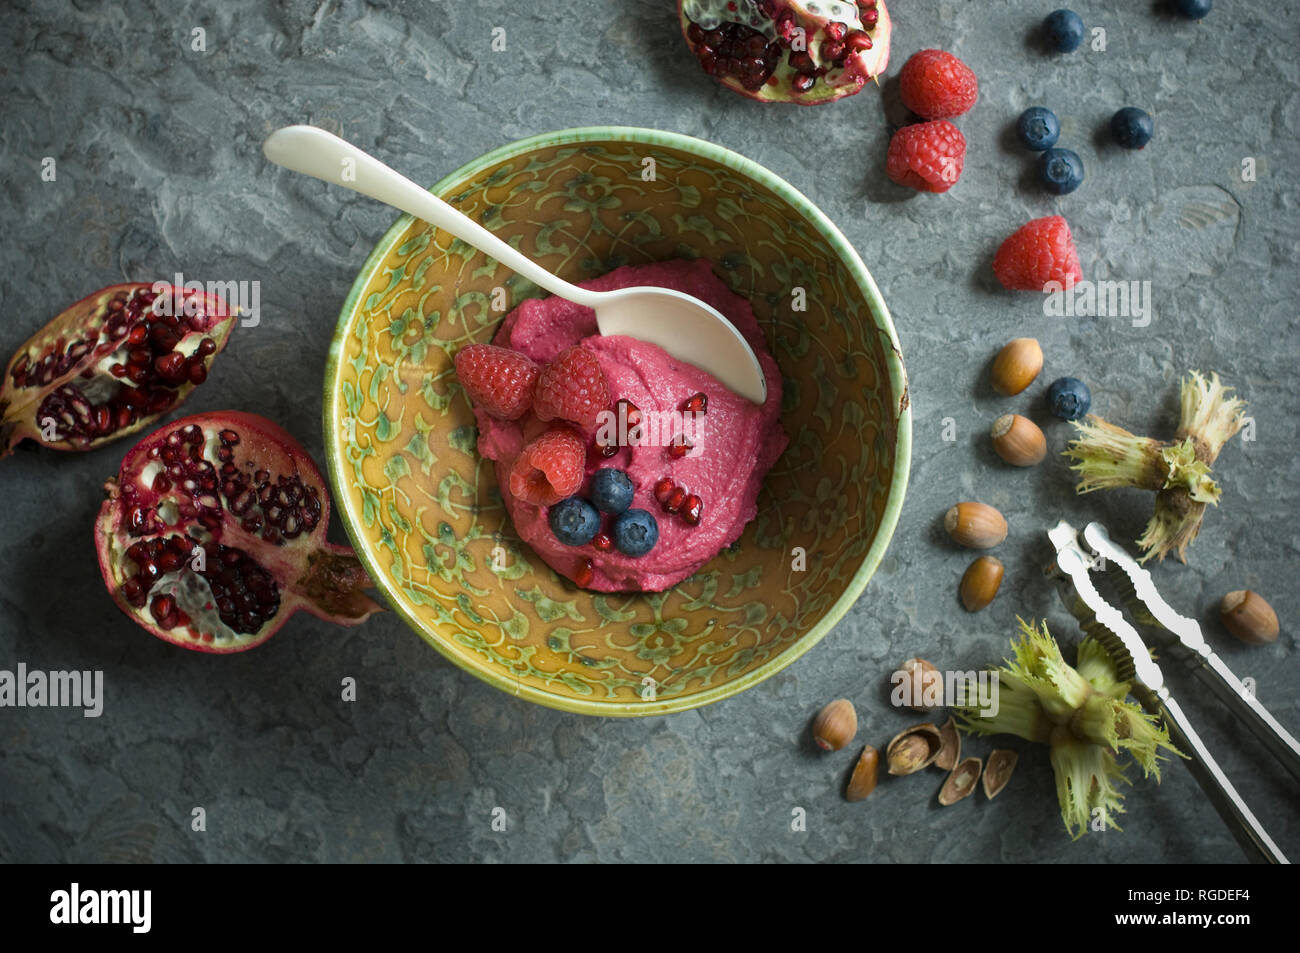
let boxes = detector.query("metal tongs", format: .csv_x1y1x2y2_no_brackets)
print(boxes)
1046,520,1300,864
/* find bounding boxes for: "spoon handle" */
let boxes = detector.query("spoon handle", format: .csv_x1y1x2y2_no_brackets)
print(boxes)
262,125,601,308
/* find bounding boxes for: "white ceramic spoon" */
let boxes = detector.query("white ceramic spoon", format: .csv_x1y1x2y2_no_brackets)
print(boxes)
262,125,767,404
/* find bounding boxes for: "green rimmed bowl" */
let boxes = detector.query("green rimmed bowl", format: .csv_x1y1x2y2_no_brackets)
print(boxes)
324,126,910,716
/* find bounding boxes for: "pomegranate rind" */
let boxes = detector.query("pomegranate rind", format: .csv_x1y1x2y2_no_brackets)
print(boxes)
94,411,383,654
0,282,238,457
678,0,892,105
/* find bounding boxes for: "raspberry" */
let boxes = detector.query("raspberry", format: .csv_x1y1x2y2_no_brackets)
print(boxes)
507,427,585,505
886,120,966,193
533,345,610,432
992,216,1084,291
898,49,979,120
453,343,539,420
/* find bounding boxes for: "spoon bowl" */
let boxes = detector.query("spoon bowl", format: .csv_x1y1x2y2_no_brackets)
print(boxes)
262,125,766,403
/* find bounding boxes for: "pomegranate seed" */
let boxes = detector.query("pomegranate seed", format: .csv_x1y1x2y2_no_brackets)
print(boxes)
592,532,613,552
792,73,816,93
654,477,676,504
219,429,239,445
668,435,692,459
845,30,873,53
153,473,171,492
197,337,217,356
862,7,879,27
187,360,207,385
789,50,815,74
682,494,703,526
825,22,847,41
94,405,111,433
127,324,148,345
703,28,723,48
109,363,126,378
574,558,594,588
154,352,186,380
108,298,125,313
616,397,642,429
665,488,686,513
822,39,845,62
150,593,176,623
122,577,145,606
687,22,704,44
681,392,707,414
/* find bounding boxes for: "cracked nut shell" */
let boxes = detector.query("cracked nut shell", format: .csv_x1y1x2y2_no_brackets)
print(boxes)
845,745,880,801
935,716,961,771
938,756,983,806
983,749,1018,799
886,722,943,776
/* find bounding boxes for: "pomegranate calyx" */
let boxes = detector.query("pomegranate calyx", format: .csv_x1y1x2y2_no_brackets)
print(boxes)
298,548,385,623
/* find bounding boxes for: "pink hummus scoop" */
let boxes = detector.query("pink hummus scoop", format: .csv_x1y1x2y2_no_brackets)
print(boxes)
473,259,788,592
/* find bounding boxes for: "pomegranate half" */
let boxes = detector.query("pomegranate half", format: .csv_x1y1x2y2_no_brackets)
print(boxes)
1,283,237,457
679,0,892,104
95,411,383,653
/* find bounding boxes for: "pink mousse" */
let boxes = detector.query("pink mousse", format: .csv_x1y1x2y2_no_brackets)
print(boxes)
472,259,788,592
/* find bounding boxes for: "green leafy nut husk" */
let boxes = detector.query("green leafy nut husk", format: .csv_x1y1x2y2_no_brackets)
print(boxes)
954,619,1185,840
1063,371,1247,563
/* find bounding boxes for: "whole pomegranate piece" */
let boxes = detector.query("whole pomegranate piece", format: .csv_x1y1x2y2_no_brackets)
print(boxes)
679,0,892,105
94,411,383,653
1,283,237,457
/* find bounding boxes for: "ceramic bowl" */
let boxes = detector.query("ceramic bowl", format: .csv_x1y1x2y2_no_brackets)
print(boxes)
324,127,910,716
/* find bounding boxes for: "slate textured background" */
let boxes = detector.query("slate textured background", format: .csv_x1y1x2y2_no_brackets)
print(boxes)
1,0,1297,863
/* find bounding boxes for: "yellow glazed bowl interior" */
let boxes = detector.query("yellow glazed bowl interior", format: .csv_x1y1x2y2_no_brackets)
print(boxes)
324,127,911,716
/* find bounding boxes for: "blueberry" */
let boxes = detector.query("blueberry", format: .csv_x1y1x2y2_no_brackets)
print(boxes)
589,467,634,515
1038,148,1085,195
1017,107,1060,151
1047,377,1092,420
548,497,600,546
612,509,659,557
1110,106,1153,149
1043,9,1085,52
1173,0,1212,19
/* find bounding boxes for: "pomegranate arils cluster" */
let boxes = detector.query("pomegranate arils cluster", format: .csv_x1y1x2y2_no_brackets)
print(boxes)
680,0,891,105
2,283,233,455
96,411,381,653
655,476,705,526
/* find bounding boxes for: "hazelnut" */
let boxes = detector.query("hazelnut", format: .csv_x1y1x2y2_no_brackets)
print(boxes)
991,413,1046,466
982,749,1018,800
1219,590,1279,645
845,745,880,801
960,555,1005,612
990,338,1043,396
894,657,943,712
812,698,857,751
938,756,983,806
944,502,1008,549
885,722,943,775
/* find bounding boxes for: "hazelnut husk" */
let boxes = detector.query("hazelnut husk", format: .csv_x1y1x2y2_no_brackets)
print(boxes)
812,698,857,751
983,749,1018,800
938,756,983,806
935,716,961,771
845,745,880,802
886,722,943,776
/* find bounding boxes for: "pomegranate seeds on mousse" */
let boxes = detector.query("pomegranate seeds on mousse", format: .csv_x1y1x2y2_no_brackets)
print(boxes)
456,259,788,593
95,411,383,653
1,283,237,457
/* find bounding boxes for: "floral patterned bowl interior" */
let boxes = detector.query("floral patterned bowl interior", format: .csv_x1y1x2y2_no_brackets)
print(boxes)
324,127,910,716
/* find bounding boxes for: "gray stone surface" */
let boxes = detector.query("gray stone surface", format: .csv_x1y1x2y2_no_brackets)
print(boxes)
1,0,1296,863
